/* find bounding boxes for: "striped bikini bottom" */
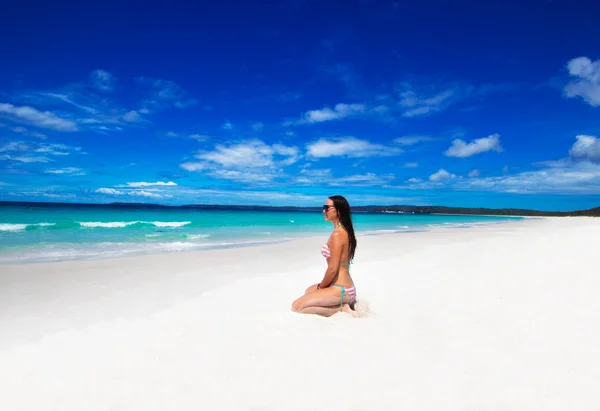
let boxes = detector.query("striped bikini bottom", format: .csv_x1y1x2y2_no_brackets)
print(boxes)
331,284,356,308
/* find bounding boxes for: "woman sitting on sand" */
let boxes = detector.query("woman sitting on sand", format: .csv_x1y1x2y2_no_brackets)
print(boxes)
292,195,358,317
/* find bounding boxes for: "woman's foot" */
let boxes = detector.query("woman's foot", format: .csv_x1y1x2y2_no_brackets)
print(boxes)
342,303,361,317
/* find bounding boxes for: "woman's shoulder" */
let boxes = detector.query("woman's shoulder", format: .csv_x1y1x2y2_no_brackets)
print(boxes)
330,227,349,242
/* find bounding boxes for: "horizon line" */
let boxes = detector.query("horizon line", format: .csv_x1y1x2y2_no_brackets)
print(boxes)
0,199,597,214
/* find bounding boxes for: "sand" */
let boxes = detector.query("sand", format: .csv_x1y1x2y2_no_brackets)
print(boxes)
1,217,598,410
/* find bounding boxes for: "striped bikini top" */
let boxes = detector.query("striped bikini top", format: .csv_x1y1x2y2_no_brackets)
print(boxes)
321,242,351,266
321,242,331,258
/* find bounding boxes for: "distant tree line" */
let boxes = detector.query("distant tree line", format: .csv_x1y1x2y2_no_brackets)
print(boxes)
1,201,599,216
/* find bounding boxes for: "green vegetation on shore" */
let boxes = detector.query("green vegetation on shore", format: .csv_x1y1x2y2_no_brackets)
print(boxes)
1,201,599,217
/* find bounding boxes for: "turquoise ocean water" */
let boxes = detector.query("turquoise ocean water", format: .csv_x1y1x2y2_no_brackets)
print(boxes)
0,203,522,263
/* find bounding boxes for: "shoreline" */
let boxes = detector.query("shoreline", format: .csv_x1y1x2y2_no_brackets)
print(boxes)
0,214,527,265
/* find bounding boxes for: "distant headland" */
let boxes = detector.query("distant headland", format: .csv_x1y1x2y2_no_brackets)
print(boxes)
1,200,598,217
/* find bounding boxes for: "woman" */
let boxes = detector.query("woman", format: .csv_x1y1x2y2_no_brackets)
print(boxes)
292,195,359,317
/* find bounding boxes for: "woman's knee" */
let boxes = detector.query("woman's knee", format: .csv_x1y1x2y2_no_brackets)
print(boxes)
291,298,304,312
304,284,319,294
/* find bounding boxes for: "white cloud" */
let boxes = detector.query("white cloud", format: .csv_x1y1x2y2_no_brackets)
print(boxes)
196,141,272,168
468,169,481,177
272,143,301,166
393,135,435,146
503,165,509,172
569,135,600,163
306,136,402,158
95,187,171,199
136,190,165,199
429,169,456,182
181,139,300,184
0,103,78,131
403,162,419,168
293,103,366,125
193,140,298,169
44,167,85,175
222,121,234,130
91,70,115,92
564,56,600,106
407,177,422,183
444,134,502,158
126,181,177,187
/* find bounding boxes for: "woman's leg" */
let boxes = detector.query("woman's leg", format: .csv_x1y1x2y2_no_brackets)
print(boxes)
298,305,342,317
292,286,348,316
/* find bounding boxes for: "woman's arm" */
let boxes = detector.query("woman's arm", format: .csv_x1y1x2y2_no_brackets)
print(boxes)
317,231,344,289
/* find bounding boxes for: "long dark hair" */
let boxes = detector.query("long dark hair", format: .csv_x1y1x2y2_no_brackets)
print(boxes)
330,195,357,262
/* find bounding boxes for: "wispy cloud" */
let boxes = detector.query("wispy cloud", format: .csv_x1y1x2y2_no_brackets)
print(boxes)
292,103,367,125
393,135,436,146
95,187,172,199
0,141,83,162
0,154,52,163
306,136,402,158
9,126,47,139
44,167,85,175
294,168,395,187
563,56,600,106
318,63,365,99
468,169,480,177
0,103,78,131
137,77,197,113
398,86,457,117
7,70,194,134
126,181,177,187
329,172,395,186
444,134,502,158
164,131,209,141
91,70,115,92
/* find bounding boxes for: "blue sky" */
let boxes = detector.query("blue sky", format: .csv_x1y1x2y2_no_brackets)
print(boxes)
1,0,599,211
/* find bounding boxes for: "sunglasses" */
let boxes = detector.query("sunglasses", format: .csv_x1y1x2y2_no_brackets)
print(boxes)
322,205,335,211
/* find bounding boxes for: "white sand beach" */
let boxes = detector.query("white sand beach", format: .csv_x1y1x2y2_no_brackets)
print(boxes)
1,217,598,411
